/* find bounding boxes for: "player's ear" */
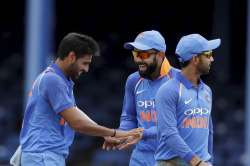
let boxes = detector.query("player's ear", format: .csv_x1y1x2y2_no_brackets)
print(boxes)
157,52,165,57
156,52,165,60
192,56,200,65
68,51,77,63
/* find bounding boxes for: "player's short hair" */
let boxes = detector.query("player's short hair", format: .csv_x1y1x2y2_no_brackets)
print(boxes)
175,53,191,68
180,59,191,68
57,32,100,60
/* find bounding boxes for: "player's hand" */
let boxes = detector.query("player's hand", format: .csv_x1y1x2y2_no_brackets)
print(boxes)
194,161,212,166
102,136,121,151
190,156,212,166
114,128,144,138
117,131,143,150
102,128,143,151
102,135,133,151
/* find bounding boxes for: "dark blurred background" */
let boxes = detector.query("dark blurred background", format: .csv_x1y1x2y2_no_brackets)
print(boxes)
0,0,246,165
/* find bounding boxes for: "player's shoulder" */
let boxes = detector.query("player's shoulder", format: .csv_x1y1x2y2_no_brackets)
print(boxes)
126,71,141,86
157,79,180,101
127,71,140,80
169,67,180,77
42,69,65,86
202,82,212,94
159,77,180,93
170,67,181,73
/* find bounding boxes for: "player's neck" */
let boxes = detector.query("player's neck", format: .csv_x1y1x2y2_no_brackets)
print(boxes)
55,59,70,78
149,68,161,80
181,67,201,86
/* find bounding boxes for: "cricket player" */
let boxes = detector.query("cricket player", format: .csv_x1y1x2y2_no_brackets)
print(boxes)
103,30,179,166
17,32,142,166
155,34,220,166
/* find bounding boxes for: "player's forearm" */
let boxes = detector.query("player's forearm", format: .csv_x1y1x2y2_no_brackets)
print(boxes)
61,107,115,137
119,116,137,130
163,132,195,163
70,108,115,136
76,107,97,125
208,118,214,162
165,136,210,166
74,120,115,137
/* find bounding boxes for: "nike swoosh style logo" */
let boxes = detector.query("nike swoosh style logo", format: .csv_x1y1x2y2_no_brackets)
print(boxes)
184,98,192,104
136,90,145,95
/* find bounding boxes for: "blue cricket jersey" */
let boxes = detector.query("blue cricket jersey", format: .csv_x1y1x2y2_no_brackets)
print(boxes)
155,72,213,163
119,58,179,152
20,63,76,157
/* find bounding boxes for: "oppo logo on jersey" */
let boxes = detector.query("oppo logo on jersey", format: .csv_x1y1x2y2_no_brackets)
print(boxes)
184,107,210,116
137,100,155,109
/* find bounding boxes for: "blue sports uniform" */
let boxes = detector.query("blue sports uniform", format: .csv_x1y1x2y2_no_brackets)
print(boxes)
20,63,76,166
155,72,213,164
119,58,179,166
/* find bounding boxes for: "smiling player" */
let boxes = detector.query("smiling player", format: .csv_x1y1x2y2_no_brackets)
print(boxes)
103,30,179,166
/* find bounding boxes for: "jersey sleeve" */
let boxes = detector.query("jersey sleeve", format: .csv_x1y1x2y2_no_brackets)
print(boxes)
208,116,214,163
156,82,195,163
119,73,140,130
143,126,157,139
207,87,214,163
41,74,74,114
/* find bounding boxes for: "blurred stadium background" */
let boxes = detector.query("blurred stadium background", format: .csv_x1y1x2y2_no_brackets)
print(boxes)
0,0,248,165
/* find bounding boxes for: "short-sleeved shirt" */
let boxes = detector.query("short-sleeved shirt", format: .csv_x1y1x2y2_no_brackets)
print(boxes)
20,63,76,157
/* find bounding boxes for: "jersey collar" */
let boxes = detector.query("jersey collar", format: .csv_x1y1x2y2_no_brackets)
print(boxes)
176,72,205,89
50,63,74,87
159,58,172,77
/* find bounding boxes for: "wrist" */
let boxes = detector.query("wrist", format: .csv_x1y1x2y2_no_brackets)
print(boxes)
190,156,202,166
195,160,202,166
111,129,116,137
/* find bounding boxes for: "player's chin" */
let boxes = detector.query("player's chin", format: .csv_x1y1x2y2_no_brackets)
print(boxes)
207,66,211,72
138,71,150,79
73,73,81,80
138,70,147,76
78,71,86,76
203,69,210,75
138,65,147,71
138,66,148,73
